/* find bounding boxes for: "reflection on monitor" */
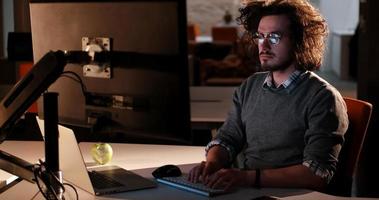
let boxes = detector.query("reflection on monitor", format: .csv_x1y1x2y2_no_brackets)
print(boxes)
30,0,191,144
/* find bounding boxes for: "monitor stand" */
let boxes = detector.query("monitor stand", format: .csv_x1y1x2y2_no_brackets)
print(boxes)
0,51,67,191
0,92,63,193
0,149,35,184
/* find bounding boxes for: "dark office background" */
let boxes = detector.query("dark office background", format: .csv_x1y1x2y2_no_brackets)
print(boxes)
354,0,379,197
1,0,379,197
0,2,3,57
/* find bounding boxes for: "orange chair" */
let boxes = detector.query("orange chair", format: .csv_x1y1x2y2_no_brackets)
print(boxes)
211,26,238,43
187,24,200,41
187,24,201,55
327,97,373,196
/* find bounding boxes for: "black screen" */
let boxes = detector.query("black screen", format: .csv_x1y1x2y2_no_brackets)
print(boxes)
30,0,191,144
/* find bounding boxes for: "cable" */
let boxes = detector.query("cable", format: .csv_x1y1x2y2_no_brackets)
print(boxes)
33,160,79,200
60,71,88,97
63,183,79,200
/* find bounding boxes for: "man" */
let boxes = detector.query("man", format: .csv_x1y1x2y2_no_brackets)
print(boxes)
188,0,349,191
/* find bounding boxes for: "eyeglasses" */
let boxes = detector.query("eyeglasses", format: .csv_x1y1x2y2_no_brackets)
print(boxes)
252,32,282,45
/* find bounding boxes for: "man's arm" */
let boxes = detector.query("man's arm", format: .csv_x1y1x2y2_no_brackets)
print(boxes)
205,163,327,191
259,164,327,190
191,145,327,191
205,145,230,168
189,84,247,183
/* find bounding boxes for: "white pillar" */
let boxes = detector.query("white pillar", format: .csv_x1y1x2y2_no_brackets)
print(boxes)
2,0,14,58
319,0,359,74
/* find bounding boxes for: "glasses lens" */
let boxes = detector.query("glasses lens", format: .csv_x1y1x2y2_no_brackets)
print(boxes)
252,32,260,44
253,32,281,45
268,33,280,45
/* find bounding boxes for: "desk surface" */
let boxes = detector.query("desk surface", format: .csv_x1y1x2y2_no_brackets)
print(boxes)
190,86,236,102
0,141,375,200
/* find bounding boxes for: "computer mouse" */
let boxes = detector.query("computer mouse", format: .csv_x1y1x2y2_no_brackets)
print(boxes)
152,164,182,178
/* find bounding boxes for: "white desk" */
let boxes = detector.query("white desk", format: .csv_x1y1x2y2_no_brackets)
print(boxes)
0,141,375,200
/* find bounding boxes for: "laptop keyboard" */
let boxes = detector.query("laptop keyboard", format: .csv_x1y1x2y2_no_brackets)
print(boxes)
88,171,124,189
156,175,226,197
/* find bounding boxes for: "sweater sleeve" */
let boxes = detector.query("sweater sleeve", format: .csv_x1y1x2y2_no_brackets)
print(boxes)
303,85,349,182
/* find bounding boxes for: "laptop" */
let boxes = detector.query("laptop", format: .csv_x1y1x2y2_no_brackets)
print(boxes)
36,118,157,195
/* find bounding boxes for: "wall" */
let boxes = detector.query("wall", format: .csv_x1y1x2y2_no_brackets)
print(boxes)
13,0,30,32
187,0,321,36
187,0,359,77
187,0,240,35
1,0,13,58
0,0,3,58
319,0,359,74
320,0,358,33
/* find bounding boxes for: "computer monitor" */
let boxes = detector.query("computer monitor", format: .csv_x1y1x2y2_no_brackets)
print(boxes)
29,0,191,144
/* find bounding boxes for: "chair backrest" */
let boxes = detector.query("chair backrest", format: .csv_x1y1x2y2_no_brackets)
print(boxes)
327,97,373,196
211,26,238,43
187,24,200,41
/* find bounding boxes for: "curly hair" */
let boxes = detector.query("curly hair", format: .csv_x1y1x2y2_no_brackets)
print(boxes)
236,0,328,71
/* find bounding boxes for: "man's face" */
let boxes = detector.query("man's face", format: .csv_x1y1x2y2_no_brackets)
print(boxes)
256,15,294,71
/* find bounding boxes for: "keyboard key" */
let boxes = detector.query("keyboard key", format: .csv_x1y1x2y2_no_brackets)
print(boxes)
157,175,226,197
88,171,124,189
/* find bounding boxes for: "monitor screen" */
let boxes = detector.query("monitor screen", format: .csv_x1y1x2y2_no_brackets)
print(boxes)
30,0,191,144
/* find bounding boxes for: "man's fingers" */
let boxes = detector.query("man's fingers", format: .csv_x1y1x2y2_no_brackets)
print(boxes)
205,169,235,190
211,177,227,189
205,170,223,188
188,161,205,183
195,161,206,183
202,161,217,183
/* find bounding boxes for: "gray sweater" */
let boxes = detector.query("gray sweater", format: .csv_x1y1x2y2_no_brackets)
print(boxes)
215,71,348,180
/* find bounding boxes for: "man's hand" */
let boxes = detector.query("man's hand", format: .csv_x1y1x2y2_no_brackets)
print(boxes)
205,168,254,191
188,165,255,191
187,160,222,183
188,145,230,183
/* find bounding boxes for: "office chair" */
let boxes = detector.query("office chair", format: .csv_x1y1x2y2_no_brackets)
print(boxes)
211,26,238,43
187,24,200,41
327,97,373,196
187,24,201,55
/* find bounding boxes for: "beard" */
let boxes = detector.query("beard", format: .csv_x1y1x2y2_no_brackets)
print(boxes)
260,53,295,72
261,62,284,71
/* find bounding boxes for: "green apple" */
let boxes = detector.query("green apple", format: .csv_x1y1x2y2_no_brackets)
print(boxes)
90,143,113,165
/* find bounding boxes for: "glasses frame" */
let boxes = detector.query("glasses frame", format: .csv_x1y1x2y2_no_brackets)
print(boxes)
252,32,282,45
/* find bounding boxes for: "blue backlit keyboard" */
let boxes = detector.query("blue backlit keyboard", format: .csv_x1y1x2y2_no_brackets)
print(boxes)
156,175,226,197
